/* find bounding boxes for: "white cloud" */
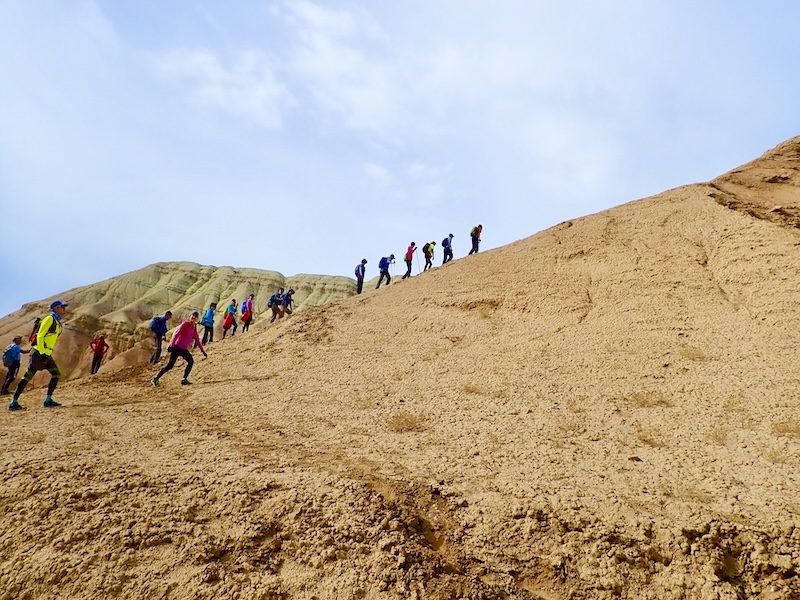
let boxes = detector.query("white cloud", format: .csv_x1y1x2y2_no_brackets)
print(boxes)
363,162,392,183
154,49,294,128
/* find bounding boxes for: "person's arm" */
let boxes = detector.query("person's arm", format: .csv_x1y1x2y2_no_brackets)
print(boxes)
192,327,207,356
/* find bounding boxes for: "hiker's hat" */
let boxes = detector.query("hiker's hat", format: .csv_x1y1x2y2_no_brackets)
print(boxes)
50,300,68,310
12,335,22,342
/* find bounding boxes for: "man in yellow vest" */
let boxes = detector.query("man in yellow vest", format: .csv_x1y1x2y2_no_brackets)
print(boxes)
8,300,68,411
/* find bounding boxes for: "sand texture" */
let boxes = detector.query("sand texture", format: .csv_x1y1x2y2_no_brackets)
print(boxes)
1,139,800,598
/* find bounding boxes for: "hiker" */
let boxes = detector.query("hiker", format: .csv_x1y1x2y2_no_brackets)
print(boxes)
376,254,395,288
201,302,217,345
89,334,110,375
422,241,436,271
281,288,295,317
149,310,172,363
442,234,454,264
355,259,368,294
151,311,207,387
241,294,255,333
469,224,483,255
8,300,68,411
268,288,284,322
222,299,238,339
402,242,416,279
1,335,30,396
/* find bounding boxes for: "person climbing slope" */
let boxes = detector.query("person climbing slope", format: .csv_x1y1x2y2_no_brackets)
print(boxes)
151,311,207,387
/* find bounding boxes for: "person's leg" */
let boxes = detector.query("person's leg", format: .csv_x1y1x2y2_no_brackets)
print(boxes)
1,363,18,394
42,358,62,406
357,278,363,294
232,321,237,336
202,326,209,345
179,349,194,381
153,348,179,382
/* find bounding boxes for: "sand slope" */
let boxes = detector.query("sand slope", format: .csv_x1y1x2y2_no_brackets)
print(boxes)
1,140,800,599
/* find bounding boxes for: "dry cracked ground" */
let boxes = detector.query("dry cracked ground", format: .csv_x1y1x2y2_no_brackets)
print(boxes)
2,138,800,599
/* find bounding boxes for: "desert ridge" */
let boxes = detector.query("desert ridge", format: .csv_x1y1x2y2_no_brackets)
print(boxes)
1,138,800,598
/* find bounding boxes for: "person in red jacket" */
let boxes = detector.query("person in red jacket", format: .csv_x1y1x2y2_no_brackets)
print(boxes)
401,242,416,279
89,334,110,375
151,311,207,387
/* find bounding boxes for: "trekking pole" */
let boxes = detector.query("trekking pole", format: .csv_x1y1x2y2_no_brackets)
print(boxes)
414,247,421,274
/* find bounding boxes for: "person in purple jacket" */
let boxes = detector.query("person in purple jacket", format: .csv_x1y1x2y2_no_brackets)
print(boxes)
151,311,207,387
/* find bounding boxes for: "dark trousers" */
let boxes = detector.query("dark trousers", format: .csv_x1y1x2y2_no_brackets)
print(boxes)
202,325,214,345
424,254,432,270
377,269,391,288
150,333,164,363
14,351,60,399
402,260,412,279
155,347,193,381
356,277,364,294
242,317,251,332
443,248,453,264
469,236,480,254
1,362,20,394
91,354,103,375
222,321,237,339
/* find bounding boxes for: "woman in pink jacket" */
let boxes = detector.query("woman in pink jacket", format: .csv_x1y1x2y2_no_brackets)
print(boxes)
151,311,207,387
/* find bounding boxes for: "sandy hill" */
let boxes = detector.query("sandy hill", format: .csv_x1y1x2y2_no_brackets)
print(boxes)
0,262,356,382
2,139,800,599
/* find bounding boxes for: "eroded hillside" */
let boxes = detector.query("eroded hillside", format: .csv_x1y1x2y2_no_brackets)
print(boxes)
2,140,800,599
0,262,356,383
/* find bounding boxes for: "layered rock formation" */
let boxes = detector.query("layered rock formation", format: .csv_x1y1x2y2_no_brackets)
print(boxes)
0,262,356,382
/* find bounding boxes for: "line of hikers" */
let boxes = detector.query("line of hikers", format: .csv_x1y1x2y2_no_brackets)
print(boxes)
3,224,482,408
356,224,482,293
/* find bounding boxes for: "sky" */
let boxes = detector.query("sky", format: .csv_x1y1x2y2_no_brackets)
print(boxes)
1,0,799,318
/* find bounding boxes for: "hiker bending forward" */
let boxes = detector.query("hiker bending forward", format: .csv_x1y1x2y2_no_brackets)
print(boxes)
152,311,206,387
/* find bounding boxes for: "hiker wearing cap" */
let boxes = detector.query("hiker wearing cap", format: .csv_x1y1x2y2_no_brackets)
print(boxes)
222,299,238,339
201,302,217,345
469,224,482,255
149,311,172,364
355,259,368,294
1,335,30,396
402,242,416,280
442,234,454,264
376,254,395,288
89,334,110,375
422,241,436,271
241,294,255,333
151,311,207,387
268,288,285,322
8,300,68,410
281,288,295,317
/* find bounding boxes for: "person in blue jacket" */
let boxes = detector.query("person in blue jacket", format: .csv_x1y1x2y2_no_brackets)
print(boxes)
354,259,367,294
1,336,30,396
201,302,217,345
149,311,172,364
442,234,454,264
376,254,395,288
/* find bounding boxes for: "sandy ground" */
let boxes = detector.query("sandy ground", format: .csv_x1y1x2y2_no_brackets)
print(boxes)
1,139,800,599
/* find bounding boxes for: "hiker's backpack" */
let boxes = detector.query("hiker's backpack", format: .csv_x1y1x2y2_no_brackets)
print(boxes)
2,345,14,368
268,294,278,308
379,257,389,270
442,237,449,248
422,243,430,254
29,317,41,345
149,316,160,332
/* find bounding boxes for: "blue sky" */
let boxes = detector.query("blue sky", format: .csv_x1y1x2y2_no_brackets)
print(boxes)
1,0,798,318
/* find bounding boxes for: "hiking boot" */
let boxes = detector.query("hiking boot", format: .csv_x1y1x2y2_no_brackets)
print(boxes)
43,398,61,408
8,400,26,411
151,378,159,387
180,379,192,385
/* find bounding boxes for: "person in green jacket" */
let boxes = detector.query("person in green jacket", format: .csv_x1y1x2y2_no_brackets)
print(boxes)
8,300,68,411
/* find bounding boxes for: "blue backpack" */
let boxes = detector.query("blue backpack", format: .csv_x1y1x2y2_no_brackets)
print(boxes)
379,257,389,270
